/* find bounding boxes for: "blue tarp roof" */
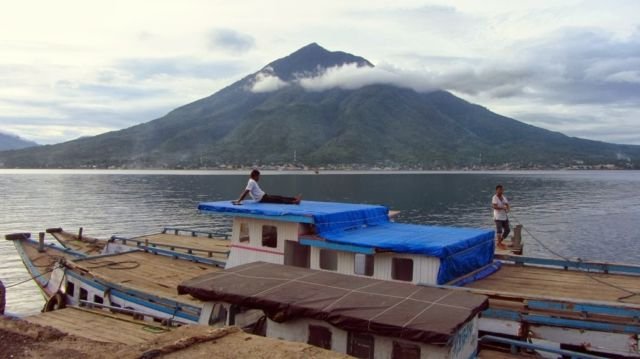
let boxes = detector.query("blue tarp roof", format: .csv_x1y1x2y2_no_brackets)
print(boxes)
198,200,389,232
198,199,495,283
316,221,495,284
318,222,494,258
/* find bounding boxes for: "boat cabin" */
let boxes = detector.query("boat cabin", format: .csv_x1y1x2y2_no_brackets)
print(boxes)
179,262,488,359
198,200,495,285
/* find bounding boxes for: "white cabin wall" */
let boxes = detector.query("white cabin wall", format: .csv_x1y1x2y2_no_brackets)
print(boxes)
417,256,440,285
226,216,445,284
373,253,392,281
226,217,298,268
266,317,467,359
448,317,478,359
310,247,320,269
309,250,443,285
336,251,355,275
373,336,448,359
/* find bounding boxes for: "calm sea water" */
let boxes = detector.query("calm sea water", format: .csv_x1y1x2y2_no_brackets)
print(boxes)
2,170,639,315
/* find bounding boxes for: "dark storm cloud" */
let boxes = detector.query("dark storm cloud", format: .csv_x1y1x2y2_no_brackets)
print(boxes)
208,29,256,54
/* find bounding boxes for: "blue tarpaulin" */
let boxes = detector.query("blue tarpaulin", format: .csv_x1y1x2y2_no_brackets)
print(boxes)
198,200,494,284
198,200,389,232
319,222,495,284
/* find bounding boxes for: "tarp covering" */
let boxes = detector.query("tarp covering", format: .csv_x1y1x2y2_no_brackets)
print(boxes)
198,200,389,232
317,222,495,284
199,200,495,284
178,262,488,345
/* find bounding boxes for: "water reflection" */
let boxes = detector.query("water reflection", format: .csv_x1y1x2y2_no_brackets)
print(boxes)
1,170,639,315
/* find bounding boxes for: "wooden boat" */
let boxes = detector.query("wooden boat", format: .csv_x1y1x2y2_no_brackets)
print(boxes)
6,232,258,328
9,199,640,357
193,199,640,357
5,232,89,303
45,226,231,266
179,261,488,359
106,227,230,266
5,307,350,358
46,227,105,255
447,254,640,357
24,306,174,344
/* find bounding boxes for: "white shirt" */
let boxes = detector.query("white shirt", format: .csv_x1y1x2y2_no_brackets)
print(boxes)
246,178,265,201
492,194,509,221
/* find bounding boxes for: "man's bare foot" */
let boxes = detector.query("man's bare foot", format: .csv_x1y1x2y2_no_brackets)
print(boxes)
293,194,302,205
497,242,507,250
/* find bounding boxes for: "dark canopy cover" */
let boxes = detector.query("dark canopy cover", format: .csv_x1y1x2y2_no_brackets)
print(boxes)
178,262,488,345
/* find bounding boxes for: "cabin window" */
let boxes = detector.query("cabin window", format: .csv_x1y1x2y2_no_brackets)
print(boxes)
308,325,332,350
262,225,278,248
392,341,420,359
208,304,228,326
65,281,75,297
347,332,374,359
239,223,250,243
94,295,104,304
79,288,88,301
319,249,338,271
391,257,413,282
354,254,374,276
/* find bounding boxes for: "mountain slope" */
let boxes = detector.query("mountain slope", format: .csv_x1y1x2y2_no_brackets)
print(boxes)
0,43,638,169
0,133,38,151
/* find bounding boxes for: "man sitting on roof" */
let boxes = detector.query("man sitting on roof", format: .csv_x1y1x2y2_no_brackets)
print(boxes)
232,169,301,205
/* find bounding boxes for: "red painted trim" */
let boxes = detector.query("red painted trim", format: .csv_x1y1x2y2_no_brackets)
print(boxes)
231,244,284,255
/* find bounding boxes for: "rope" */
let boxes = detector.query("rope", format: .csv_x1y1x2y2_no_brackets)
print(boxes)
4,264,62,289
30,254,66,268
509,211,640,303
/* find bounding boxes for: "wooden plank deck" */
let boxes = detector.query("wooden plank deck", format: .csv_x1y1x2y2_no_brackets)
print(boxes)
467,263,640,304
127,233,230,261
25,307,171,344
50,230,105,255
70,251,221,305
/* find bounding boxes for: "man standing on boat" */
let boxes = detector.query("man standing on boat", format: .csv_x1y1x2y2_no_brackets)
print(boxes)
233,169,301,205
492,184,510,250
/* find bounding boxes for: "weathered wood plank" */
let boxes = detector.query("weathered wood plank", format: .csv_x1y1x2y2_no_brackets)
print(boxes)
25,307,170,344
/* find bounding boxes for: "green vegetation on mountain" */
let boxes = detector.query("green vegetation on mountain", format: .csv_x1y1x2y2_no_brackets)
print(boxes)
1,43,638,169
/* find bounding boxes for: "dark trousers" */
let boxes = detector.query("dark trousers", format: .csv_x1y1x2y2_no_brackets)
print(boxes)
495,220,510,239
260,194,298,204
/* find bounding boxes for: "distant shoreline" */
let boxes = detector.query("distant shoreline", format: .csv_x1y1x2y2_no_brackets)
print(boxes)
0,168,637,175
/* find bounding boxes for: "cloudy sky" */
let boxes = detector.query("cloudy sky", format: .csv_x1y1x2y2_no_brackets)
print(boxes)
1,0,639,145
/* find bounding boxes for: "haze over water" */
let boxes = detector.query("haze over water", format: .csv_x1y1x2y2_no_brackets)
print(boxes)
2,170,639,315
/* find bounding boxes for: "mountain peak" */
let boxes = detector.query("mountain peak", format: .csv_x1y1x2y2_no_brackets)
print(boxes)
263,43,373,81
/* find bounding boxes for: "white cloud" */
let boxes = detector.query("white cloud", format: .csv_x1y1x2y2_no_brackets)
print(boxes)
250,70,289,93
605,70,640,84
296,63,432,92
1,0,639,144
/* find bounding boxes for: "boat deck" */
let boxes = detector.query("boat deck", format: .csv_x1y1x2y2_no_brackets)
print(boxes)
24,307,171,344
467,263,640,304
70,251,222,306
50,229,105,256
19,239,83,283
131,233,230,262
